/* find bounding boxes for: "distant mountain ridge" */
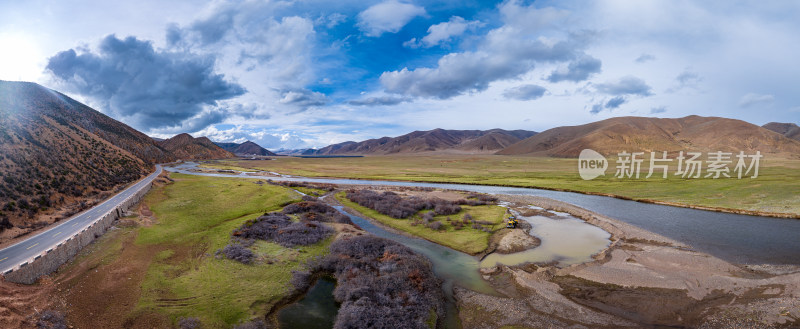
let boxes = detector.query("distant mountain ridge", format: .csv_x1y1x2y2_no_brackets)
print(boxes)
215,140,276,156
309,128,537,155
763,122,800,141
274,148,315,155
158,133,234,160
497,115,800,157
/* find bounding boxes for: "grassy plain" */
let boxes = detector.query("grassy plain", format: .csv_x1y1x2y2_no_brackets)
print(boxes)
203,155,800,216
134,173,334,327
55,173,334,328
335,192,507,254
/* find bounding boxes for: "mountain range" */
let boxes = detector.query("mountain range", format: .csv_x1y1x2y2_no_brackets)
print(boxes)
496,115,800,157
215,140,277,156
306,128,537,155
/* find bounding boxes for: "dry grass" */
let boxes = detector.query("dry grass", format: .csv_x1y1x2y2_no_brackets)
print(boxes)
201,155,800,215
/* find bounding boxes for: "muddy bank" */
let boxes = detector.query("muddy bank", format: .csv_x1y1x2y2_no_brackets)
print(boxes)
457,194,800,328
493,227,540,254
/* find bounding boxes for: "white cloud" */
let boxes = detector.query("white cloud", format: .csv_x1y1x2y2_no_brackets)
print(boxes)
406,16,482,48
380,2,591,99
168,3,319,116
738,93,775,108
357,0,426,37
503,84,547,100
594,76,653,96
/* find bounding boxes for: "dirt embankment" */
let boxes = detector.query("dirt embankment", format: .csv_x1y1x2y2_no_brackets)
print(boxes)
0,173,175,328
457,194,800,328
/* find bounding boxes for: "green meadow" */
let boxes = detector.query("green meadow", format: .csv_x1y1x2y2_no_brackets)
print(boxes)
202,155,800,216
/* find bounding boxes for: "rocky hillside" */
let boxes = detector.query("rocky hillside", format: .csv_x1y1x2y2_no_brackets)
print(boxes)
497,115,800,157
215,140,276,156
158,134,234,160
0,81,168,234
311,128,537,155
763,122,800,141
0,80,232,239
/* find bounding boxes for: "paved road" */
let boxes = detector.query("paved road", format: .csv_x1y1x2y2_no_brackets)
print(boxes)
0,165,162,274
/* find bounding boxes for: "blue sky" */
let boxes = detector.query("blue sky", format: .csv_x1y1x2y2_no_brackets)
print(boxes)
1,0,799,149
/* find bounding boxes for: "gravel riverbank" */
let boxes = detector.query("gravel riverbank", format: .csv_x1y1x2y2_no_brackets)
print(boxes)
457,194,800,328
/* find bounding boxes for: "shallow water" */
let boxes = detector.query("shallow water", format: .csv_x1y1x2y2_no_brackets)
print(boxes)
168,162,800,265
332,205,492,329
481,212,611,268
332,206,495,296
277,277,338,329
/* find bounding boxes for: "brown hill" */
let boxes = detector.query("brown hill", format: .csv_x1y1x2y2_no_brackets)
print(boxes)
763,122,800,141
158,133,234,160
312,129,537,155
215,140,276,156
0,80,171,235
497,115,800,158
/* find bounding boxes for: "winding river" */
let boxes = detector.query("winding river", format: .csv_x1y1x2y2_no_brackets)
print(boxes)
167,162,800,265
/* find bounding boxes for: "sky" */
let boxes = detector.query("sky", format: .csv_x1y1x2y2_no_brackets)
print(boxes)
1,0,799,150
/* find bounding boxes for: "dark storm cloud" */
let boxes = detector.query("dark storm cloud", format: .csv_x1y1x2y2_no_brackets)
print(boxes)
348,96,411,106
503,84,547,100
546,55,601,83
46,34,244,130
594,76,653,96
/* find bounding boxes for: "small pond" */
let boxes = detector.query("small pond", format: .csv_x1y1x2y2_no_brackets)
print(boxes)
277,277,339,329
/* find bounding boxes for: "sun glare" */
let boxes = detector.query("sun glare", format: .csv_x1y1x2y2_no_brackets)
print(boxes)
0,32,43,81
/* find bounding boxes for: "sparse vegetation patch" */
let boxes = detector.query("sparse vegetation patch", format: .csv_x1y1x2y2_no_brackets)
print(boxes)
318,235,444,329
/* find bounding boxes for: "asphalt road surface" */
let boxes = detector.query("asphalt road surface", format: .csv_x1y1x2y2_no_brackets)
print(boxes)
0,165,162,274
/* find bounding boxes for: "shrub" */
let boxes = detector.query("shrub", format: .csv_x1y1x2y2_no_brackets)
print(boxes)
290,270,312,291
36,310,66,329
426,221,443,231
478,194,498,202
345,189,463,219
232,319,267,329
222,244,254,264
421,211,434,222
271,181,336,192
433,203,460,216
273,222,334,247
462,213,473,222
234,213,292,241
0,217,12,232
178,317,202,329
233,209,334,248
320,236,444,329
284,201,351,223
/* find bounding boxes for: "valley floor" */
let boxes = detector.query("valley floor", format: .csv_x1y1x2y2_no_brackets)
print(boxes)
199,155,800,217
2,169,799,328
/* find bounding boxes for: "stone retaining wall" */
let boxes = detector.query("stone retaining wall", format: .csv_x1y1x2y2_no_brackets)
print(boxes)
2,182,152,284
